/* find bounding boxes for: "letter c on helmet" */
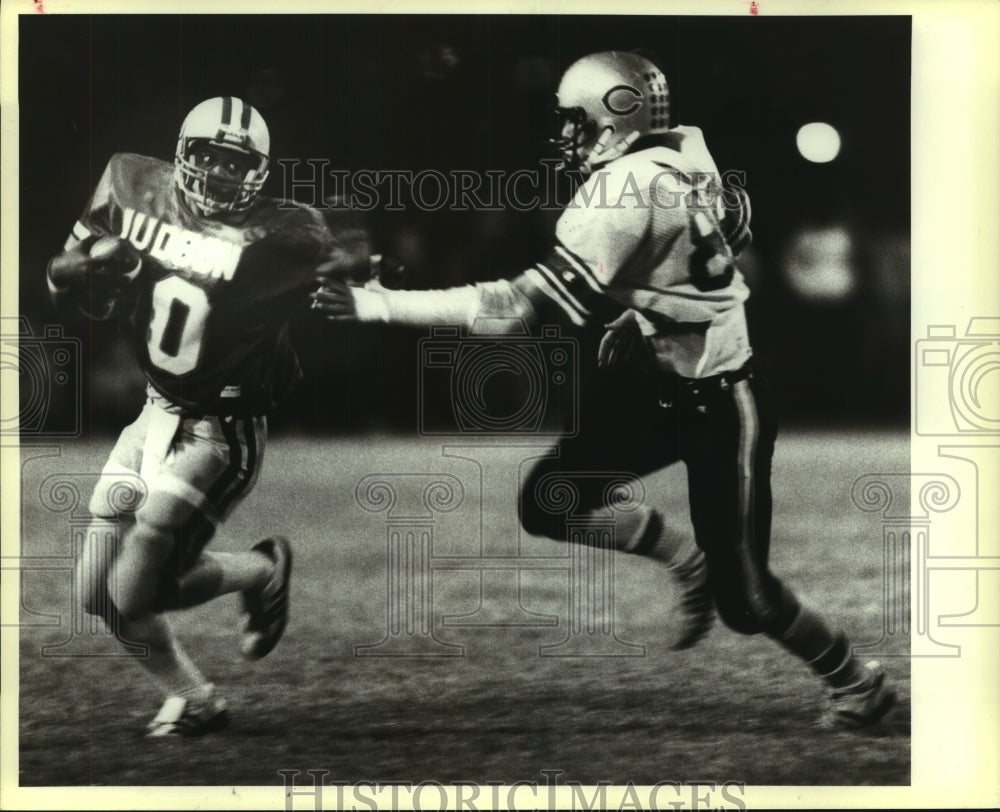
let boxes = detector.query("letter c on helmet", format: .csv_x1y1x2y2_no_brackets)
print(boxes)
602,84,642,116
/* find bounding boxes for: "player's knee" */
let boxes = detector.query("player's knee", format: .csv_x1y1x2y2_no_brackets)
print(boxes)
79,584,129,634
518,471,556,539
88,469,145,520
715,580,796,636
519,463,588,542
76,522,117,618
108,580,143,622
77,553,121,624
519,495,565,541
79,576,108,618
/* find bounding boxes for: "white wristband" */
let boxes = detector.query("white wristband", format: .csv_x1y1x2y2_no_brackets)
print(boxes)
352,286,391,322
375,285,481,327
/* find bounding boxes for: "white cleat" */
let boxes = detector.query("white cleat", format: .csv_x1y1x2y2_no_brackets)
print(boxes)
146,685,229,738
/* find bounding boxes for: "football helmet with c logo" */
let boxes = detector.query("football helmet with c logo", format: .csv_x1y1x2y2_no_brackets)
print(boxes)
552,51,670,173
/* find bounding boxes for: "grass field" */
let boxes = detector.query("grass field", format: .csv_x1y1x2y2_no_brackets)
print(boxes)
15,429,910,788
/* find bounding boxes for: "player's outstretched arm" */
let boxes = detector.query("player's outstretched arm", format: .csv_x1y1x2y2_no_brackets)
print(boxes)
311,279,490,328
311,256,541,332
47,235,142,320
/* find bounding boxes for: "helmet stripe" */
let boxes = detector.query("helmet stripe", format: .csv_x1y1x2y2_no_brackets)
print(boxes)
176,96,269,213
239,98,252,130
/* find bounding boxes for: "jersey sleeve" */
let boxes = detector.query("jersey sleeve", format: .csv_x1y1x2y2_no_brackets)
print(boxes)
518,168,658,327
720,185,752,256
49,156,125,321
318,206,372,281
61,155,121,250
672,125,752,256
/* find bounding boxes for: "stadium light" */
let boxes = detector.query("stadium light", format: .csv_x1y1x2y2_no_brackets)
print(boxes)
796,122,842,163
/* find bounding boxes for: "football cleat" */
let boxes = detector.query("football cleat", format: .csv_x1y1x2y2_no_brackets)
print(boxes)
145,685,229,738
239,536,292,660
824,661,896,729
668,548,715,651
632,509,715,651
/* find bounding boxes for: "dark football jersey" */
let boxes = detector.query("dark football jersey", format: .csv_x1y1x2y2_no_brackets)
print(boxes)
65,153,354,413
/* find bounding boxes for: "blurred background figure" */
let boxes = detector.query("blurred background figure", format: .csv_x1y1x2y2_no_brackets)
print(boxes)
749,222,909,423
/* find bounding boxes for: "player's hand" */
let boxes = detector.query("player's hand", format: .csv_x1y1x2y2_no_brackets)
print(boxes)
47,235,142,297
315,246,371,286
310,280,356,319
88,236,142,292
598,309,642,368
310,279,390,323
316,250,407,290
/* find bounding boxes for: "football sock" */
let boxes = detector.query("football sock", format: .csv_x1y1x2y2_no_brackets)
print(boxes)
622,507,702,571
120,612,209,697
175,682,217,703
170,555,224,609
775,605,868,689
217,549,273,594
567,503,652,553
618,505,657,553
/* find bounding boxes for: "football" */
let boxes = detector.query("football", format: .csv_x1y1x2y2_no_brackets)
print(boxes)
89,235,142,281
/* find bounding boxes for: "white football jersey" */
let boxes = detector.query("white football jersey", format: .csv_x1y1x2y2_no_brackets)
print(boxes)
517,127,753,378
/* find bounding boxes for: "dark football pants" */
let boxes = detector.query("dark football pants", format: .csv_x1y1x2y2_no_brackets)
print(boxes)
519,364,800,636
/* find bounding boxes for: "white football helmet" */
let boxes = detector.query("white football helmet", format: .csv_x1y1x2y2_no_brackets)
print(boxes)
552,51,670,173
174,96,270,215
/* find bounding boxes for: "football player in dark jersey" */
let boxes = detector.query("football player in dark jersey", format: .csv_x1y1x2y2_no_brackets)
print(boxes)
312,52,895,728
47,97,363,736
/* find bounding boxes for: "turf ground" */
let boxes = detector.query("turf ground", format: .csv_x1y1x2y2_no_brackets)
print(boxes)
15,429,909,787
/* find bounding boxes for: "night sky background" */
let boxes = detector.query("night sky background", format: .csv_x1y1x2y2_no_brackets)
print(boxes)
17,14,911,433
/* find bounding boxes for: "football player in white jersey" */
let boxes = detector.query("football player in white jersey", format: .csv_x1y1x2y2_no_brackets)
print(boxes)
313,51,894,728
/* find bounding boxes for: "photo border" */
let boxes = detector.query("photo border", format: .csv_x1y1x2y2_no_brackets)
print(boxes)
2,0,997,808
